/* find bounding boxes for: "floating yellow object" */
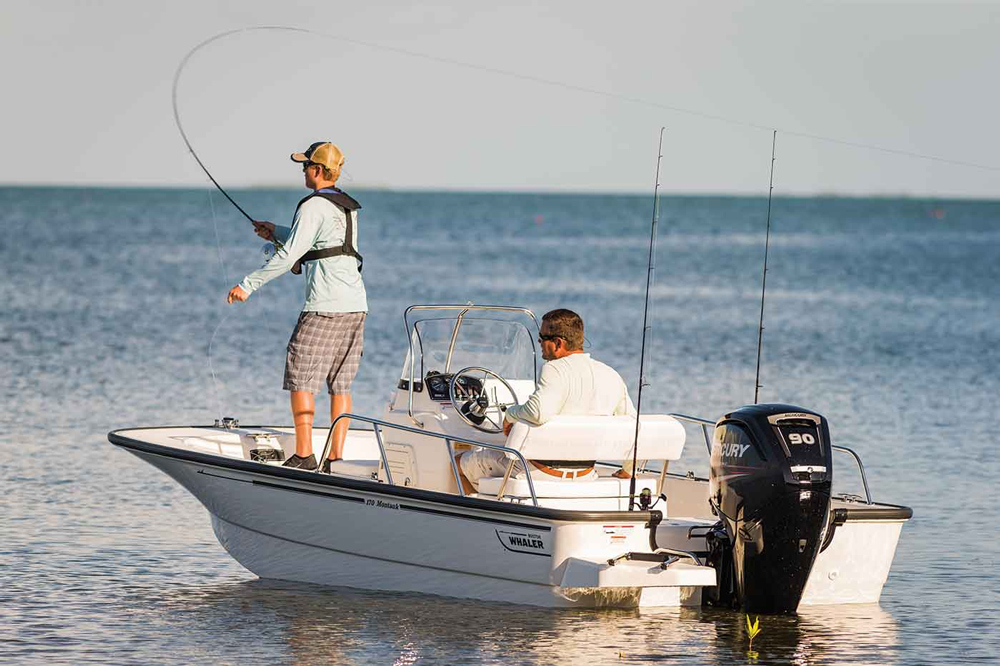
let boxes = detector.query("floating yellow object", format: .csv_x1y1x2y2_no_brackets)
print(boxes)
746,614,762,653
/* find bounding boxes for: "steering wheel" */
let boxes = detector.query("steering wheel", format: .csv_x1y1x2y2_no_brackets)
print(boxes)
449,367,520,433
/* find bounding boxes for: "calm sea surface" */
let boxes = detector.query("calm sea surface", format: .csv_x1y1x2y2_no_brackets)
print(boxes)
2,187,998,664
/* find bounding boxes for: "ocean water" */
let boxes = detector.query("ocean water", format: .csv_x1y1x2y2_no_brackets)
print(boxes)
1,186,998,664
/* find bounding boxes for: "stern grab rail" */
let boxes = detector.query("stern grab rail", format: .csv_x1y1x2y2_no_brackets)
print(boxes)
668,413,714,455
668,413,875,504
318,413,540,506
830,445,873,505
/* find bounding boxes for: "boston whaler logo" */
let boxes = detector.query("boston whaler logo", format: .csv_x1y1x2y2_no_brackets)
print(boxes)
496,529,548,556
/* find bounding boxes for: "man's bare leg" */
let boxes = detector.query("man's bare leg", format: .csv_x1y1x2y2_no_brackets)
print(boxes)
291,391,315,457
328,393,352,461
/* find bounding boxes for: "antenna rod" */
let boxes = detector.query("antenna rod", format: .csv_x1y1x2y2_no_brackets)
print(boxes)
628,127,665,511
754,131,778,404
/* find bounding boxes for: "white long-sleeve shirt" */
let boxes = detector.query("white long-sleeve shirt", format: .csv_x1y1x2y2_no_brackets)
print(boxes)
504,353,636,426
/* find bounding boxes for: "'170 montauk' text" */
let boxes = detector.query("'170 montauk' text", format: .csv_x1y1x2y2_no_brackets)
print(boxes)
365,499,400,510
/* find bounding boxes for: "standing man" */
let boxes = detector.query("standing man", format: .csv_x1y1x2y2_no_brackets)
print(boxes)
227,141,367,473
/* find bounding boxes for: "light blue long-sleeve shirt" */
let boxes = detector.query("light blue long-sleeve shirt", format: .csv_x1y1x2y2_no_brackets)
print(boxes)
238,194,368,313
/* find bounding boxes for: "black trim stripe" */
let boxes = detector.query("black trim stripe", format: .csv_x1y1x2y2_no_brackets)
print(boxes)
840,504,913,521
199,468,547,531
252,479,365,504
198,469,251,484
399,503,552,532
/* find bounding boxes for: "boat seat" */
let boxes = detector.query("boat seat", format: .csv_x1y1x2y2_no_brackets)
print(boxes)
504,414,686,462
477,474,662,511
469,415,682,509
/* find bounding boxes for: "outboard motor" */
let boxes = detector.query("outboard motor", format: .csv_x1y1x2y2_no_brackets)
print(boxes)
707,404,833,613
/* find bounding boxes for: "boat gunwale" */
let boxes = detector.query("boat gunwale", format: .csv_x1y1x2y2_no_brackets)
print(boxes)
109,426,913,523
661,472,913,521
108,426,665,525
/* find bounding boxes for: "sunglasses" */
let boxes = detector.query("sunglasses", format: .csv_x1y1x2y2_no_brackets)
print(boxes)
302,162,320,172
538,334,562,344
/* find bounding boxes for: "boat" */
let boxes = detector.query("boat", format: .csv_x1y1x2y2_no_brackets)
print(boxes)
109,304,912,611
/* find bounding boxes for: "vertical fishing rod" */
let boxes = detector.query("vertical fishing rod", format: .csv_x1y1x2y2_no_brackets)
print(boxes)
628,127,665,511
754,131,778,404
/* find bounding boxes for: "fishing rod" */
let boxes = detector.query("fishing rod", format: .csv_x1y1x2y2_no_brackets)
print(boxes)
754,131,778,404
628,127,665,511
172,28,303,254
172,33,257,224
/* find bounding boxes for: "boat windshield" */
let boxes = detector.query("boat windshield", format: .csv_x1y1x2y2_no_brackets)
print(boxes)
401,317,536,384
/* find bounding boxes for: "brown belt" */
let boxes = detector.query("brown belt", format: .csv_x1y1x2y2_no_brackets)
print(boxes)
530,461,595,479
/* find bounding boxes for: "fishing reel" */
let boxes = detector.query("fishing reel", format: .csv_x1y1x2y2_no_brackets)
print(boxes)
261,233,286,261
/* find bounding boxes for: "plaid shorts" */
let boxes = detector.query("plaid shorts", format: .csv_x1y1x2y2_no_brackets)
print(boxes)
283,311,366,394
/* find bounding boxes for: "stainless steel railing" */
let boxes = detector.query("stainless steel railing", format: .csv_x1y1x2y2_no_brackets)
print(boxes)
668,413,715,455
318,413,540,506
402,304,542,427
668,413,874,504
830,445,873,504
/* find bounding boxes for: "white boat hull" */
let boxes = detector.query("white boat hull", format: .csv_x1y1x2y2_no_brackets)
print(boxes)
114,425,909,610
127,438,713,608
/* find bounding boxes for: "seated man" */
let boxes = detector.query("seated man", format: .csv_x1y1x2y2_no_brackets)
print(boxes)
456,308,635,492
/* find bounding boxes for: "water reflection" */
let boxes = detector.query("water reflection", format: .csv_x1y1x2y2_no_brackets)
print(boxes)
697,605,900,665
149,581,899,665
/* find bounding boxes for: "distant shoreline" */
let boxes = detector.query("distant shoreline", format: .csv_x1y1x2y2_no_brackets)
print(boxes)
0,184,996,202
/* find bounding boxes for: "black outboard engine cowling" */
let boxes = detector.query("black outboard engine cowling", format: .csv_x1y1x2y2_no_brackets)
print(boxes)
708,404,833,614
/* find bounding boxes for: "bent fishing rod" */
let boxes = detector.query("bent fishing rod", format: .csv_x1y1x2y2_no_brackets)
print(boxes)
754,131,777,404
172,32,256,224
628,127,665,511
172,28,308,252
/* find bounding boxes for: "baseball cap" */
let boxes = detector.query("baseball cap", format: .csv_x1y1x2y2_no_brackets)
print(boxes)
290,141,344,171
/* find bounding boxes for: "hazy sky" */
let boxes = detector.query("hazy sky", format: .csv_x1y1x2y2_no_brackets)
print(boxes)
2,1,998,196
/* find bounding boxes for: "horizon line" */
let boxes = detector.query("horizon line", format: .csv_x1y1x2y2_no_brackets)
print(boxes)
0,182,995,202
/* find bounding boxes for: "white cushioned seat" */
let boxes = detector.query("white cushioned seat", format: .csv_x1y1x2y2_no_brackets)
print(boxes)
477,474,662,511
503,414,686,462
